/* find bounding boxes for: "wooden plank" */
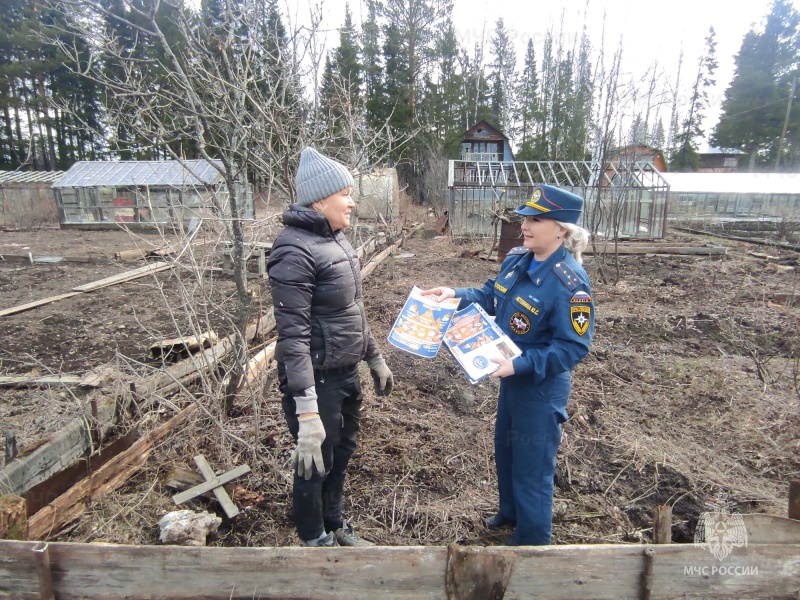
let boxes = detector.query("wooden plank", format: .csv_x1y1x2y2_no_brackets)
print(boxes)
189,456,245,519
148,331,218,360
172,464,251,505
741,514,800,543
0,395,116,497
71,261,173,292
0,375,83,388
0,292,82,318
1,541,799,599
585,245,727,256
24,432,139,517
235,341,276,392
27,405,196,541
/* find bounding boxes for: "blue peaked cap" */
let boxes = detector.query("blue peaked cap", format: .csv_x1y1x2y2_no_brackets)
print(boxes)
514,184,584,224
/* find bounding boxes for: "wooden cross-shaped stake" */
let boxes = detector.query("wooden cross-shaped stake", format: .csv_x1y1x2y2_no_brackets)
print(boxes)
172,455,251,519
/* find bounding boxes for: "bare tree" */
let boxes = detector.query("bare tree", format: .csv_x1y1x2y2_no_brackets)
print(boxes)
44,0,377,434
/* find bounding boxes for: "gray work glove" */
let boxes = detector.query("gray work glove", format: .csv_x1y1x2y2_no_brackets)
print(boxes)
367,356,394,397
291,413,326,480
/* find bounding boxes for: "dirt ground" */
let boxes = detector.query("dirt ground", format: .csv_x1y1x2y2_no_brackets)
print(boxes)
1,211,799,548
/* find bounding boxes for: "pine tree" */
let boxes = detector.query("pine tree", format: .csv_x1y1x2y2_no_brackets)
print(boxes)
515,39,540,160
487,18,516,136
713,0,800,170
359,0,382,130
671,27,717,172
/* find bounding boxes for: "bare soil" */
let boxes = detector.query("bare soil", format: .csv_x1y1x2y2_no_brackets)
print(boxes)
1,215,799,548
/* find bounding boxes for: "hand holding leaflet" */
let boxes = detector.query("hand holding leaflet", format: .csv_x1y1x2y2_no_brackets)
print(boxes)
387,286,460,358
443,303,522,384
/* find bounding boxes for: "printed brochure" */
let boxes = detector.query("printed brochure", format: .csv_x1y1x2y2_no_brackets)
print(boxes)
443,303,522,383
387,286,460,358
388,287,522,383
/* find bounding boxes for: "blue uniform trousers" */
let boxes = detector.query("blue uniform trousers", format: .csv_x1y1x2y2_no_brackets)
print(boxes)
496,372,570,545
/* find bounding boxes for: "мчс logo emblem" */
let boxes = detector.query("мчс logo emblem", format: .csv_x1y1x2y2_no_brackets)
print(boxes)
570,306,591,335
509,312,530,334
693,501,748,561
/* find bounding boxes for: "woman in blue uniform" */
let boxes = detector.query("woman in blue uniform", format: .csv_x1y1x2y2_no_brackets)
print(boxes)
422,184,594,546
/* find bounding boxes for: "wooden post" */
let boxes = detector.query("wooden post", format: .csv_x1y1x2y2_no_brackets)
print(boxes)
32,542,55,600
5,430,16,464
790,480,800,521
0,494,28,540
641,547,655,600
652,505,672,544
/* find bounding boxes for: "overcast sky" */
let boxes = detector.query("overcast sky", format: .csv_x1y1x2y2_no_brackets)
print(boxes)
285,0,794,148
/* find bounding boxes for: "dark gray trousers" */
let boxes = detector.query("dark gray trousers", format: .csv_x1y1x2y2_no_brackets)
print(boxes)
280,364,363,541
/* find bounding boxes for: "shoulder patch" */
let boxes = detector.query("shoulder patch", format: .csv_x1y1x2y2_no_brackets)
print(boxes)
553,262,584,291
507,246,528,256
570,290,592,304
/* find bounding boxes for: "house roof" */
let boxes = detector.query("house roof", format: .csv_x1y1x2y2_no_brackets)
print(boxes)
662,172,800,195
52,160,224,188
700,147,747,156
462,120,509,140
0,170,64,184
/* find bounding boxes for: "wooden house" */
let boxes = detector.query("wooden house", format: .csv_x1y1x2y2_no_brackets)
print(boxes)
609,145,667,172
698,148,746,173
459,120,514,162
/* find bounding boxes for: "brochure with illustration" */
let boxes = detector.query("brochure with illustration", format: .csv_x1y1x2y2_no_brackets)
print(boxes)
442,303,522,384
387,286,460,358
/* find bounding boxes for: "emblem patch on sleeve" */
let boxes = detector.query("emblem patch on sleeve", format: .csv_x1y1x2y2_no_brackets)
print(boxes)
510,312,531,334
570,306,591,335
570,291,592,304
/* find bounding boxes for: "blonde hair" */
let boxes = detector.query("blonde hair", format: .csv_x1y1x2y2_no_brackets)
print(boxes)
557,221,590,265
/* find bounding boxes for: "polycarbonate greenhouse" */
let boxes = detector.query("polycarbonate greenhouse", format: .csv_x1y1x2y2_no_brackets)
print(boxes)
52,160,253,226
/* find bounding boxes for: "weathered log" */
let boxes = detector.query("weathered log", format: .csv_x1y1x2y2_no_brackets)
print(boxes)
0,494,27,540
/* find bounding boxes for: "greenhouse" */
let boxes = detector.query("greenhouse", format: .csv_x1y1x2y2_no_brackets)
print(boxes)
664,172,800,227
52,160,253,226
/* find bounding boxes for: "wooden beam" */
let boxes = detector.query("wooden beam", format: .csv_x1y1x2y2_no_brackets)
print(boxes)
148,331,218,361
584,245,727,256
27,405,196,541
0,375,83,388
0,292,82,318
2,540,799,599
0,395,115,497
23,432,139,517
71,261,173,292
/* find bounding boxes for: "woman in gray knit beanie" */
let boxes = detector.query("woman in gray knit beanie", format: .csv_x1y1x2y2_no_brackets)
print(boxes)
267,147,394,547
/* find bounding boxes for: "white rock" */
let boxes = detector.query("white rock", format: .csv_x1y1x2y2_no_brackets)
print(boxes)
158,509,221,547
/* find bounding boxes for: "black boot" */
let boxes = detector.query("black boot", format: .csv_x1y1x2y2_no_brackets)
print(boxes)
483,513,516,530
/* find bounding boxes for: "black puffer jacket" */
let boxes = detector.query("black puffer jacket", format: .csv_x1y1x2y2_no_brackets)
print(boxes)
267,204,380,394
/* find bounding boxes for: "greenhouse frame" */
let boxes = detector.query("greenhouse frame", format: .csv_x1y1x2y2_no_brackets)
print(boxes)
52,160,253,226
447,159,671,240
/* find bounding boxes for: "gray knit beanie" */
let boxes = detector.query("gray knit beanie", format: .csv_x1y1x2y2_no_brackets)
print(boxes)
295,147,355,206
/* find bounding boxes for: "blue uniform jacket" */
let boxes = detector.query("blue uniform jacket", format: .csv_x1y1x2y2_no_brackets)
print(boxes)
454,245,594,384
